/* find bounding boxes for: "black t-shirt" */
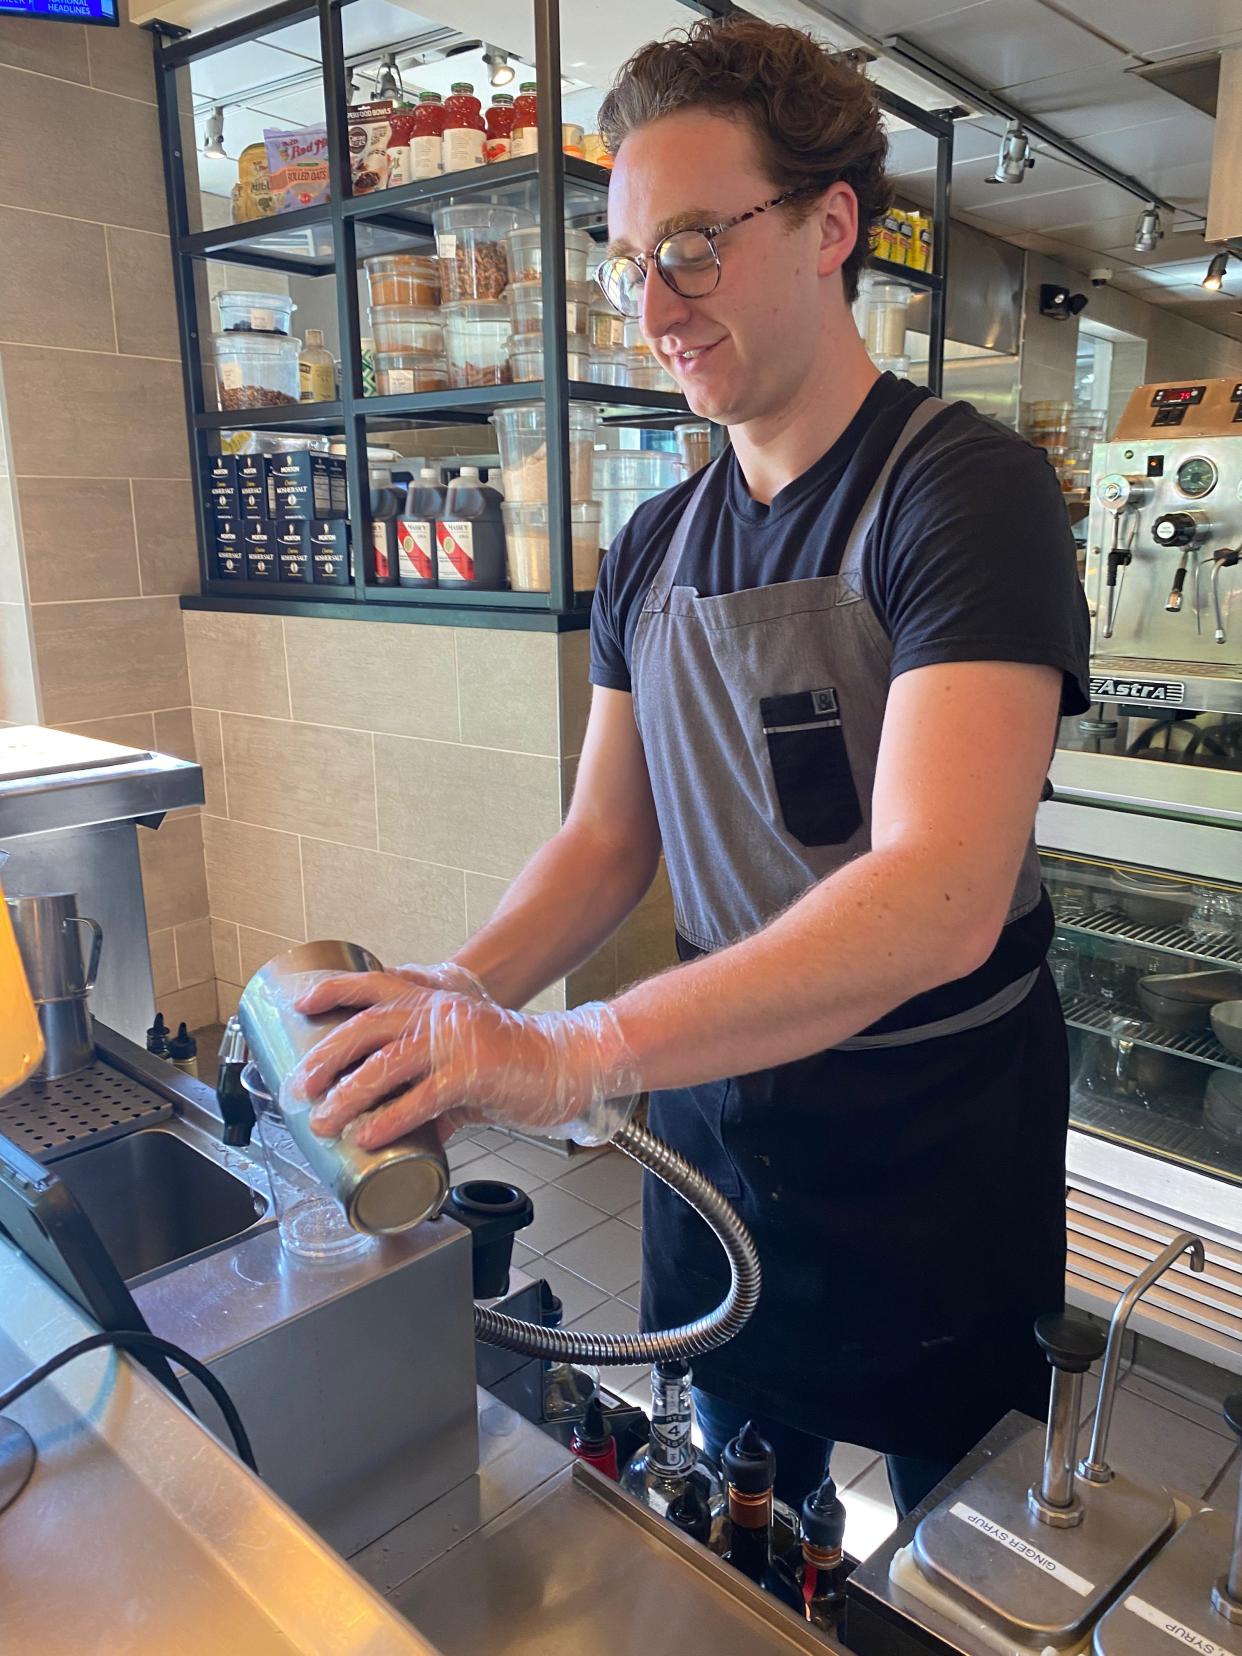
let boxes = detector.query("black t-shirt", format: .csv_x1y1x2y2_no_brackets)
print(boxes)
589,374,1091,714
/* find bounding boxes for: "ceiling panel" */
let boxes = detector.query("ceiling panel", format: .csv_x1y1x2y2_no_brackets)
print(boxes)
994,61,1181,136
965,175,1141,231
1144,29,1242,63
883,114,1002,176
188,40,318,101
896,0,1131,91
1055,1,1242,55
791,0,993,40
1160,303,1242,341
1074,112,1218,177
944,147,1098,212
1099,227,1220,269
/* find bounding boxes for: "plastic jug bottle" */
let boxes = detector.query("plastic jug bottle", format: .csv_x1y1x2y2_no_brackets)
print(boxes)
436,465,506,588
399,466,443,587
442,83,485,174
484,93,515,164
409,91,445,181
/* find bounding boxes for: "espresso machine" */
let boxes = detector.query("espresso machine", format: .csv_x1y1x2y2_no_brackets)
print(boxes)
1084,377,1242,719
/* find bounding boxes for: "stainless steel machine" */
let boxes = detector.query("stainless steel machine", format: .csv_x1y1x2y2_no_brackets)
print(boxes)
1085,377,1242,716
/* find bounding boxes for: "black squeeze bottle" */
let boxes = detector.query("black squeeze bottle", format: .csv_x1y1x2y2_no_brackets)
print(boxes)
146,1012,171,1060
721,1422,803,1610
799,1475,849,1629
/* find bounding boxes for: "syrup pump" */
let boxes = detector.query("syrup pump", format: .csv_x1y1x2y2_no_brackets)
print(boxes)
1092,1392,1242,1655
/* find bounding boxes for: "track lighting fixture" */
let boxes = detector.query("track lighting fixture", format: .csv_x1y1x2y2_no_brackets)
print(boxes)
990,120,1035,184
1133,204,1161,254
1202,250,1235,291
201,106,227,161
375,53,402,101
483,46,514,87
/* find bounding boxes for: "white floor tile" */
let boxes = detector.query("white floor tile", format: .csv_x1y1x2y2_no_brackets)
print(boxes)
604,1364,649,1402
519,1256,610,1324
1122,1371,1235,1440
472,1129,514,1152
617,1281,641,1311
452,1151,542,1191
521,1186,609,1255
445,1137,487,1174
566,1295,640,1344
831,1442,882,1491
496,1139,582,1185
553,1150,645,1215
548,1218,644,1295
1098,1384,1235,1497
1207,1450,1238,1507
617,1202,644,1230
511,1240,540,1271
840,1459,899,1561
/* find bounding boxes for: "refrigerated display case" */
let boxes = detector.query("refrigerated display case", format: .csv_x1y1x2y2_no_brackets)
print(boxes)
1038,743,1242,1376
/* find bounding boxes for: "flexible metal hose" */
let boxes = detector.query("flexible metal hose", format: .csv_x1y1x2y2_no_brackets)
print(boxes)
473,1119,761,1365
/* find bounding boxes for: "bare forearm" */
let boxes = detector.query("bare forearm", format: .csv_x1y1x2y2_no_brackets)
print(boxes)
612,843,996,1090
455,823,659,1010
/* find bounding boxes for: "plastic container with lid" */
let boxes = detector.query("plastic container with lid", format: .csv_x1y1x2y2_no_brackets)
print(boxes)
857,272,912,360
433,202,533,302
373,349,449,395
511,82,538,155
503,500,601,592
368,306,445,355
442,82,485,174
587,345,629,386
409,91,445,181
438,465,506,588
507,337,591,383
675,422,713,475
484,93,515,164
443,299,512,386
490,402,597,502
624,349,679,393
212,331,301,411
588,305,626,352
507,225,591,285
594,449,684,550
364,253,440,309
217,289,296,335
507,278,591,338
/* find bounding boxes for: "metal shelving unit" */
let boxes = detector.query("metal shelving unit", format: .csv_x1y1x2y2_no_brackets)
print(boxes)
152,0,951,625
1061,991,1241,1076
1055,906,1242,970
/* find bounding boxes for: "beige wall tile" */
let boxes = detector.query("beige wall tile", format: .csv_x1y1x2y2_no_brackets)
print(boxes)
152,706,195,762
375,734,560,880
0,16,88,81
0,208,114,351
85,18,156,104
455,629,558,755
283,616,458,741
31,596,189,724
463,870,508,937
0,603,37,723
105,228,178,359
560,754,579,819
56,712,155,748
301,838,468,968
132,479,198,596
185,609,290,718
614,861,677,989
148,927,178,999
217,980,241,1023
1,346,189,478
220,714,377,848
566,941,617,1008
211,917,241,986
138,810,208,932
189,706,227,817
20,478,139,603
0,472,27,605
558,629,593,758
174,917,214,987
160,979,218,1034
237,925,301,983
0,68,167,234
201,814,306,939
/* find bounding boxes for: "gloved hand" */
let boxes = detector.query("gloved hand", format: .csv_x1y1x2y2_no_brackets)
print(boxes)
289,986,641,1151
293,960,492,1018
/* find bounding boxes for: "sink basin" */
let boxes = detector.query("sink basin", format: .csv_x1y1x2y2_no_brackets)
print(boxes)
54,1128,270,1286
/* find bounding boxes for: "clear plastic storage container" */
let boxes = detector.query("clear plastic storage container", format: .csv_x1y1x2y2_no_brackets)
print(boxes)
594,449,683,548
857,273,913,360
506,279,592,338
676,422,713,475
216,289,296,335
368,306,445,355
443,300,512,386
506,225,591,284
587,346,629,386
507,338,591,383
490,402,597,502
373,349,449,395
502,500,601,591
212,331,301,410
589,306,625,351
624,349,679,392
432,202,534,301
364,253,440,308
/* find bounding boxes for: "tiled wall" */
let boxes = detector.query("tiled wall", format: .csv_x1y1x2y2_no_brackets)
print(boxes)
0,12,214,1030
186,610,676,1021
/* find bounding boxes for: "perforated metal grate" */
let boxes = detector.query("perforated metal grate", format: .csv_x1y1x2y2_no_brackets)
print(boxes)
0,1059,173,1162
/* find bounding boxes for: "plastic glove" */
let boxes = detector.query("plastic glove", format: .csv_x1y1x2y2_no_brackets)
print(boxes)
292,960,492,1021
290,989,641,1151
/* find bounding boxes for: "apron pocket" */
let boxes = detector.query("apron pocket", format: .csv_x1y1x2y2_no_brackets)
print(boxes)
760,688,862,847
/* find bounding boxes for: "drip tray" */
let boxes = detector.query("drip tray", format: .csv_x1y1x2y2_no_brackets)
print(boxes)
0,1058,173,1163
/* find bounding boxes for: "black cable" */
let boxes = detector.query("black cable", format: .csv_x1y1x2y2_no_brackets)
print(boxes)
0,1329,258,1474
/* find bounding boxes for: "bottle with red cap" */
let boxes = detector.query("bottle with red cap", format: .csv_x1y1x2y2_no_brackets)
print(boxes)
570,1388,620,1480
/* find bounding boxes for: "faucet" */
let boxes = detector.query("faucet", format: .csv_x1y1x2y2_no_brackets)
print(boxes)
216,1016,255,1147
1078,1231,1206,1485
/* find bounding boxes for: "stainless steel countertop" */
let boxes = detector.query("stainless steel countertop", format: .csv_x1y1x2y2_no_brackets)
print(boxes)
0,723,203,838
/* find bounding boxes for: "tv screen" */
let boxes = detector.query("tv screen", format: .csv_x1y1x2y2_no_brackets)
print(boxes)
0,0,119,23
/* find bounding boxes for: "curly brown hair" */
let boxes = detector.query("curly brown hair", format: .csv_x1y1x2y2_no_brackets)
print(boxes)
598,17,892,304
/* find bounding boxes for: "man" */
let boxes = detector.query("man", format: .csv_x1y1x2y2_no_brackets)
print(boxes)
296,18,1090,1517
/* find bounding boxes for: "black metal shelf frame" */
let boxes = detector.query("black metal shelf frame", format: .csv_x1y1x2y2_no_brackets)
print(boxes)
153,0,952,623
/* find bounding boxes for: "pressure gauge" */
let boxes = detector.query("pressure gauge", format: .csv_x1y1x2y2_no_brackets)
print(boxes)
1174,455,1218,499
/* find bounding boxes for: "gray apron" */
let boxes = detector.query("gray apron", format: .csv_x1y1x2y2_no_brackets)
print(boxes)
631,398,1069,1458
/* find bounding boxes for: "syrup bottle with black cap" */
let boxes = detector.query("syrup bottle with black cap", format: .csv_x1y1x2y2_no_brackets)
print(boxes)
799,1475,849,1630
720,1422,803,1608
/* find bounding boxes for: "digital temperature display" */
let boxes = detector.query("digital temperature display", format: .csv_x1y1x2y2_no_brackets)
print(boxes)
1151,386,1206,406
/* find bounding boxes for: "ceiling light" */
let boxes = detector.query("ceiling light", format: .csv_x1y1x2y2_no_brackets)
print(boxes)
990,120,1036,184
1133,204,1162,254
346,69,363,105
201,106,227,161
375,53,402,101
1202,250,1232,291
483,46,514,87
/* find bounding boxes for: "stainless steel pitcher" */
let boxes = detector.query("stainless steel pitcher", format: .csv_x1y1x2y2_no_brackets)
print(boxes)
237,940,449,1236
6,892,103,1079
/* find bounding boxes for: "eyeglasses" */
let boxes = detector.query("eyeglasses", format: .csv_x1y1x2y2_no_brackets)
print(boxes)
595,190,804,318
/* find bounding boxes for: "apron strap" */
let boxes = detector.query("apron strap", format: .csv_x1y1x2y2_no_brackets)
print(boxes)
644,453,725,611
836,394,951,604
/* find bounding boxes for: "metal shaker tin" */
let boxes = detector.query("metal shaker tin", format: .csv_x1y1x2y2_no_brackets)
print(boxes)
237,939,449,1235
